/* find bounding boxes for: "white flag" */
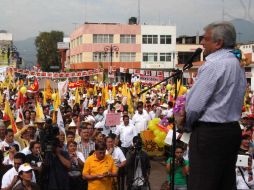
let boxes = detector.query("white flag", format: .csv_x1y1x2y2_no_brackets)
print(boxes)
58,79,68,99
57,108,65,134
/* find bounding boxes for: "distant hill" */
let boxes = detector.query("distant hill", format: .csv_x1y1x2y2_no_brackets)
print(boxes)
231,19,254,43
14,37,36,68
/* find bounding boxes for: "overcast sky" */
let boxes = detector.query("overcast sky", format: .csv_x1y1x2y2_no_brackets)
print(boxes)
0,0,253,41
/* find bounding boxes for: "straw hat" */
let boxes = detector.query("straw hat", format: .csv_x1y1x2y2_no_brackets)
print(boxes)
15,116,23,124
34,117,45,123
69,119,77,127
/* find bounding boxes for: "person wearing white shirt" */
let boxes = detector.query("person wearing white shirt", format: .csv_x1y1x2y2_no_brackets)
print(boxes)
0,129,21,153
149,104,157,120
1,152,36,190
3,144,19,166
132,105,150,134
106,134,127,190
67,141,85,190
114,115,137,155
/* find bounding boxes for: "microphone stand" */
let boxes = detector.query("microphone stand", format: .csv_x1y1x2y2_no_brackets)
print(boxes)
138,64,192,190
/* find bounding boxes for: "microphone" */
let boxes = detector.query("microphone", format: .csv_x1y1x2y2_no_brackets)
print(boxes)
183,48,202,70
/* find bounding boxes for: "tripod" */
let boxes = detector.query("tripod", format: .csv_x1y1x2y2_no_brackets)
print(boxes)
129,150,151,190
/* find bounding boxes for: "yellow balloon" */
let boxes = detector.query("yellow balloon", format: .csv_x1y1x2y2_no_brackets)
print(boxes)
148,123,156,131
156,85,161,89
154,136,161,144
20,86,27,94
93,76,98,81
158,131,166,139
154,129,161,136
166,84,172,91
51,93,57,100
153,118,160,124
157,141,165,148
118,87,122,91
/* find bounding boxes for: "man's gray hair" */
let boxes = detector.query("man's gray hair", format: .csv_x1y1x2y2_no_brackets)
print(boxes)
204,21,236,48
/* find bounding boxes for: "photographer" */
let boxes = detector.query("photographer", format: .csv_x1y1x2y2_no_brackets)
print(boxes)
0,129,21,153
25,142,43,186
67,141,84,190
39,119,71,190
166,145,189,190
236,134,254,189
126,135,151,190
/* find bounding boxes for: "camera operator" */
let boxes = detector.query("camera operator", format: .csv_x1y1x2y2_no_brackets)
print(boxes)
236,134,254,189
39,119,71,190
25,141,43,186
126,135,151,190
166,145,189,190
0,129,21,153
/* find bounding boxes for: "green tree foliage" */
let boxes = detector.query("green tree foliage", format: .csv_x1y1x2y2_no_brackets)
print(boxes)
35,31,64,72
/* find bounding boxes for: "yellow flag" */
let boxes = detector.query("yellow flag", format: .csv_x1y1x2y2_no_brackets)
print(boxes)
75,88,80,105
4,100,17,133
0,92,3,104
101,86,106,107
112,86,116,98
93,85,97,96
36,101,44,119
105,85,109,102
45,79,52,99
127,89,134,114
54,91,61,110
52,111,56,124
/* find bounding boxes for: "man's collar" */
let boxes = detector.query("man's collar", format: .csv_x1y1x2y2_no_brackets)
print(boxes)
205,48,232,61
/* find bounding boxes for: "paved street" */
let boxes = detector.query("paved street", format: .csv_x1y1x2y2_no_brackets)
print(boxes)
149,157,168,190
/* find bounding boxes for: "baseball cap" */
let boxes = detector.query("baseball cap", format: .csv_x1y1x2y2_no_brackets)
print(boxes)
18,163,33,173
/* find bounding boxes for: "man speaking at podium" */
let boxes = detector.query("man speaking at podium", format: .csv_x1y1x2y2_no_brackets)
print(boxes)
185,21,247,190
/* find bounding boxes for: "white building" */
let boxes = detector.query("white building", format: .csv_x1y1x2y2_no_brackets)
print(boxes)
240,43,254,90
141,25,176,69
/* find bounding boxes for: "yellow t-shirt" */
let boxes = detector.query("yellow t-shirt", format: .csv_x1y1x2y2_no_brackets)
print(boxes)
82,153,118,190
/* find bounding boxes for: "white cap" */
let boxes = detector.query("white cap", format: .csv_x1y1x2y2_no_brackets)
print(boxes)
160,103,168,109
18,163,33,173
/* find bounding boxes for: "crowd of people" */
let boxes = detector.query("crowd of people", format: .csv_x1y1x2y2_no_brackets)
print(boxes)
0,81,177,190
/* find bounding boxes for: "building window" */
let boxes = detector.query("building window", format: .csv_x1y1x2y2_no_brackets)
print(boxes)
120,52,136,62
93,52,110,62
160,53,171,61
120,35,136,44
143,53,158,62
93,34,113,43
142,35,158,44
160,35,171,44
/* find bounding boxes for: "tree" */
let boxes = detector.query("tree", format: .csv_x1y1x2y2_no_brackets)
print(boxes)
35,31,64,72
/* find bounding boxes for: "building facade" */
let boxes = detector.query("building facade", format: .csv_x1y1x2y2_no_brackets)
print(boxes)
69,23,176,72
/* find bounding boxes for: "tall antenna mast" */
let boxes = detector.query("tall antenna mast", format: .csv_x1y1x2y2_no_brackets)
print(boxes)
138,0,141,24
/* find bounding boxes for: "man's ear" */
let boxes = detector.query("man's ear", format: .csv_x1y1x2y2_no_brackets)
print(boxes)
215,39,224,50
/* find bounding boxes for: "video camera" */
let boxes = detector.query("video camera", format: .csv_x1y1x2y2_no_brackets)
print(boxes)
40,118,60,154
133,135,143,151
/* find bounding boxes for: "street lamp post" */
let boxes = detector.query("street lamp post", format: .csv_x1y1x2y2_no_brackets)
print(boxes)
94,51,107,82
104,45,119,82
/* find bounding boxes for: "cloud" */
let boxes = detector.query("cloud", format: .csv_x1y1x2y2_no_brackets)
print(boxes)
0,0,253,40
